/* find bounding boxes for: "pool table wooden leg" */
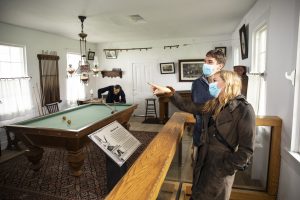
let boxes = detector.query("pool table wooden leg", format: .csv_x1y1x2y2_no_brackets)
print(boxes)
15,132,44,171
67,148,85,176
25,146,44,171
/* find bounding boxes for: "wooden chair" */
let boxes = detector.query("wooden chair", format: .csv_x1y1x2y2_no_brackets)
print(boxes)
45,102,59,114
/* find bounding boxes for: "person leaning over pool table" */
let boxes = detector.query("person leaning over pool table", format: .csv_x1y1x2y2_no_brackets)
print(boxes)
97,85,126,103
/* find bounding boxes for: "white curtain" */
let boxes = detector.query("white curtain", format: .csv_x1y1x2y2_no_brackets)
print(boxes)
66,75,85,105
0,44,34,126
247,74,266,115
0,78,33,123
66,53,85,105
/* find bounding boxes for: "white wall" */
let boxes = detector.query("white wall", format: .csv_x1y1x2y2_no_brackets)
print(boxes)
0,22,97,149
232,0,300,199
0,22,97,109
2,1,300,198
95,36,233,114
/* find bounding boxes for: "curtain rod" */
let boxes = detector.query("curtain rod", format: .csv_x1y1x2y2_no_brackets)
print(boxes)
0,76,32,80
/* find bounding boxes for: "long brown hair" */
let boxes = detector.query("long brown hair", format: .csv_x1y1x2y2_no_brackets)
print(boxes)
203,70,242,118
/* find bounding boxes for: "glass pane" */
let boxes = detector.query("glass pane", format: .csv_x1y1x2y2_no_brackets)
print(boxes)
0,45,10,61
233,126,271,190
10,46,23,62
164,125,272,192
66,53,85,103
11,62,25,77
0,44,25,77
165,126,193,183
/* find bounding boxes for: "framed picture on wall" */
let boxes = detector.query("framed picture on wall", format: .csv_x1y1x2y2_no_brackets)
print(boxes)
215,47,227,56
87,51,95,60
178,59,204,82
160,62,175,74
105,50,118,59
239,24,249,60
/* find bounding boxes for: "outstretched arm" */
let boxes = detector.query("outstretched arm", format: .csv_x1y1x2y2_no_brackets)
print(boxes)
120,90,126,103
98,86,111,98
148,82,172,95
148,82,203,115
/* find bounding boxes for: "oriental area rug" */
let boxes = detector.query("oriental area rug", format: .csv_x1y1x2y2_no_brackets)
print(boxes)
0,131,157,200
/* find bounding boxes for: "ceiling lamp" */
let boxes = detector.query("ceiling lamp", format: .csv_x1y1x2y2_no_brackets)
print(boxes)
67,16,100,85
78,15,90,85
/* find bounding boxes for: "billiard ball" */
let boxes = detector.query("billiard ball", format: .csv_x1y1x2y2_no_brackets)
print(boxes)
67,120,71,125
62,116,66,120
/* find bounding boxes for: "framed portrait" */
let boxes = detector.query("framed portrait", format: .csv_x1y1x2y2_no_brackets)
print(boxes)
105,50,118,59
215,46,227,56
239,24,249,60
178,59,204,82
160,62,175,74
87,51,95,60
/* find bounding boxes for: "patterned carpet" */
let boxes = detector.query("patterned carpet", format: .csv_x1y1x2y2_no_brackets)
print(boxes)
0,131,157,200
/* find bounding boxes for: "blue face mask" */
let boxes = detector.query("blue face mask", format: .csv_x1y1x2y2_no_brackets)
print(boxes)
202,64,215,77
209,82,221,98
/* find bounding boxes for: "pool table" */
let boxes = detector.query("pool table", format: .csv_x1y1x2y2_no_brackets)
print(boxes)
5,103,137,176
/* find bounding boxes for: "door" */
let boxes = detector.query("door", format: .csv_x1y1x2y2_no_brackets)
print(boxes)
132,62,157,116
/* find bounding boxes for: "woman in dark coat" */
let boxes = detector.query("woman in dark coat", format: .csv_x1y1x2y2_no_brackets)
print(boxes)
150,70,256,200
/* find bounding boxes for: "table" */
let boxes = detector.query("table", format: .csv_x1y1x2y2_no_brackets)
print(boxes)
158,90,191,123
5,103,137,176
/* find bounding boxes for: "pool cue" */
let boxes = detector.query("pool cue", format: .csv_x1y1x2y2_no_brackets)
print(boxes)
103,102,116,114
36,82,44,115
32,86,42,116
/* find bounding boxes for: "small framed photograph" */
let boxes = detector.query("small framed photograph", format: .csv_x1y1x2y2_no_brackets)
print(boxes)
215,47,227,56
160,62,175,74
178,59,204,82
87,51,95,60
239,24,248,60
105,50,118,59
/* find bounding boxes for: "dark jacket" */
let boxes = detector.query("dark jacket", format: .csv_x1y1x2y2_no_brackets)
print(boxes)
97,86,126,103
170,93,256,200
191,76,214,146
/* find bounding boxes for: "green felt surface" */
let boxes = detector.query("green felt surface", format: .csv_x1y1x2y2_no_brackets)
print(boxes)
17,104,132,130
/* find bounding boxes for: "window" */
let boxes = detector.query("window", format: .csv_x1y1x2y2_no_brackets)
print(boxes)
233,47,239,66
248,24,267,115
66,53,85,105
291,20,300,153
0,44,33,122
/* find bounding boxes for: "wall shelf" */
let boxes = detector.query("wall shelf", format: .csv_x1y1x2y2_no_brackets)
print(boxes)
101,70,123,78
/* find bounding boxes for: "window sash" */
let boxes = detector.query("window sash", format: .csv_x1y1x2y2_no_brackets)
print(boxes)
0,44,27,78
66,53,85,105
291,19,300,153
0,43,33,120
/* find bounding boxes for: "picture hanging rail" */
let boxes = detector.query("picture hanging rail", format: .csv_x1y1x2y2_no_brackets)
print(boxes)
103,47,152,59
164,45,179,49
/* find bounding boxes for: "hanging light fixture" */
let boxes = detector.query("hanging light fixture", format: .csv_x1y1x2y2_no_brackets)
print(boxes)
78,15,90,85
67,16,100,85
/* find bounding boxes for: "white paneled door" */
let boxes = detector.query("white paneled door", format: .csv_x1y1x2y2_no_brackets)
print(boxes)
132,62,158,116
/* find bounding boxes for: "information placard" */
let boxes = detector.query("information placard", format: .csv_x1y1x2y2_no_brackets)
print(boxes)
88,121,141,166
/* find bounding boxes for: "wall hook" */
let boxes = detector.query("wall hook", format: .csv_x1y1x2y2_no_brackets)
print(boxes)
285,69,296,86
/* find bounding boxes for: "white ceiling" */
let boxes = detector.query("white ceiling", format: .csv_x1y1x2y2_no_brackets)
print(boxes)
0,0,257,43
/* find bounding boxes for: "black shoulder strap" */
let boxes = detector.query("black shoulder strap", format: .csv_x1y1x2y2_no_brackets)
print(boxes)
213,97,245,153
214,129,236,153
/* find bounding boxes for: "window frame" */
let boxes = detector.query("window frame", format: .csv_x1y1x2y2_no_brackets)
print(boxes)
66,52,86,105
0,42,33,120
0,42,28,78
291,20,300,153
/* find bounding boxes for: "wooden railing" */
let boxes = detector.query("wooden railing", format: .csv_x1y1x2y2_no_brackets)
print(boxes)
105,113,282,200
